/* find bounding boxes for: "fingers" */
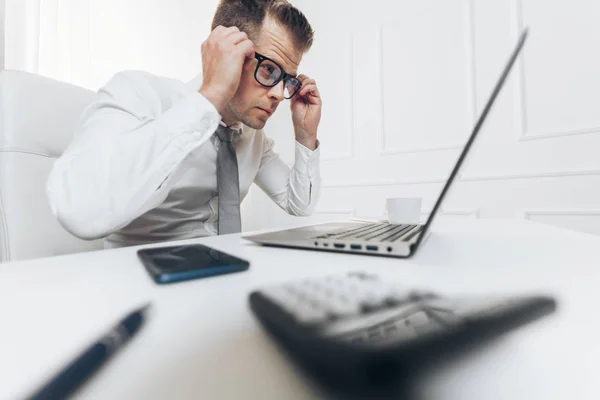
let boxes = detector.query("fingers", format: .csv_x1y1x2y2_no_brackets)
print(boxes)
210,25,246,46
296,86,320,105
229,31,249,46
298,84,318,98
236,39,256,59
212,25,226,34
212,25,241,39
297,74,312,84
299,79,316,87
292,74,320,105
210,25,254,58
204,26,236,50
295,75,317,95
223,27,244,41
297,77,319,98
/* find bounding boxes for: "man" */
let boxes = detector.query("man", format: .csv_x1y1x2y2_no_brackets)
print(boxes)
46,0,322,248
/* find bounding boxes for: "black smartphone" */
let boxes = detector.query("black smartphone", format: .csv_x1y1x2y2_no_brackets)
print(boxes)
137,243,250,284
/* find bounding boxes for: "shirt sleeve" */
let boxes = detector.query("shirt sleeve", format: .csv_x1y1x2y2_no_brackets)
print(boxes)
253,134,322,216
46,71,221,240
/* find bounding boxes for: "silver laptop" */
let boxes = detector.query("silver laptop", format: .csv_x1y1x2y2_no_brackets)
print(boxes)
243,29,529,258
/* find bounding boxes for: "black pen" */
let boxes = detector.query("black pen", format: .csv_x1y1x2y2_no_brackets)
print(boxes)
28,303,151,400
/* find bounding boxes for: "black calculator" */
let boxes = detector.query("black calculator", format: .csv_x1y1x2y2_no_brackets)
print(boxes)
249,272,556,397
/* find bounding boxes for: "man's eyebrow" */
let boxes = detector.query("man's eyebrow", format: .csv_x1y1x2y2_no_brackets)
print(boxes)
279,63,298,78
282,62,299,77
266,53,299,77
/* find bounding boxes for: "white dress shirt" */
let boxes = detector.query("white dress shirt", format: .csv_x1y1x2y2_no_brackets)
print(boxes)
46,70,321,248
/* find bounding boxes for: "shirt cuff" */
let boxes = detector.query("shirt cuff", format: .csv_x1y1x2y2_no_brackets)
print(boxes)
294,140,320,181
295,139,320,156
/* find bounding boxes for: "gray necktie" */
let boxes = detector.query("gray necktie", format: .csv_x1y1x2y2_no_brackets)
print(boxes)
215,125,242,234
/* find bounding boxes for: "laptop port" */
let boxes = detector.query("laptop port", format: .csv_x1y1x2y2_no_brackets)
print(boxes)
323,243,329,247
334,243,346,249
366,245,379,251
387,247,393,252
350,244,362,250
314,242,318,246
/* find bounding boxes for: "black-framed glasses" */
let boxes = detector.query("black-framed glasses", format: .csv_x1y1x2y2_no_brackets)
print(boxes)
254,52,302,99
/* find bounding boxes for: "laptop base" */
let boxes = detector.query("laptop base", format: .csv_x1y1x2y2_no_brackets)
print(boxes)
243,222,426,258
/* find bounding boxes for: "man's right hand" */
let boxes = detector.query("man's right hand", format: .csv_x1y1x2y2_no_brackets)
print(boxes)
199,26,255,114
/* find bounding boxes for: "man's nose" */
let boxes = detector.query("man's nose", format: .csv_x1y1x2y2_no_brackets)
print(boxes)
267,80,285,102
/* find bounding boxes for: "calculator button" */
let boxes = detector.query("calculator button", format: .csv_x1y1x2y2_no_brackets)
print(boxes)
409,290,439,301
387,288,413,305
424,297,458,311
326,298,361,318
261,287,299,311
357,284,392,310
402,310,430,327
359,294,386,311
325,275,346,284
293,304,329,324
347,271,376,280
287,284,318,301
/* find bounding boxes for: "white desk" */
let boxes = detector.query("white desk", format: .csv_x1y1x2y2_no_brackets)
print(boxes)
1,219,599,400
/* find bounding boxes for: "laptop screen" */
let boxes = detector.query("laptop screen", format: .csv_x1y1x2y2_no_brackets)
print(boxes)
411,29,530,254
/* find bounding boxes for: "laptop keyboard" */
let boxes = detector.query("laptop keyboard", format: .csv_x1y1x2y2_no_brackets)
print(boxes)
312,223,423,243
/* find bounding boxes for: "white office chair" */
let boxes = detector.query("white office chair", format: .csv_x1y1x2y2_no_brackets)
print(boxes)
0,70,103,262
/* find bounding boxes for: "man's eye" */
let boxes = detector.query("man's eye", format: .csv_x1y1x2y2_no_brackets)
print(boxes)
258,66,274,80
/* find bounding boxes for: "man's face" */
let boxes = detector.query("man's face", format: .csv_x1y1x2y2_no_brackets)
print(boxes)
225,18,303,130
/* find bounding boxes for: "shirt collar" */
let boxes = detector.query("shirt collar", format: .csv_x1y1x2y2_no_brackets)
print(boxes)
220,120,243,133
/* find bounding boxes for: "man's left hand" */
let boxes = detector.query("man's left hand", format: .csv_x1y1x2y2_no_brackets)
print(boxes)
291,75,321,151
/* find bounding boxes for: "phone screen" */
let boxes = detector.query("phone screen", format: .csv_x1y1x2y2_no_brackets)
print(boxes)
138,244,249,283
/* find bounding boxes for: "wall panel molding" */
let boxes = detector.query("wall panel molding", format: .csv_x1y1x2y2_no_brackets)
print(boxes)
522,209,600,236
514,0,600,142
523,209,600,219
380,144,464,156
322,167,600,189
314,208,357,216
0,0,5,70
421,208,481,219
380,0,477,155
322,33,356,162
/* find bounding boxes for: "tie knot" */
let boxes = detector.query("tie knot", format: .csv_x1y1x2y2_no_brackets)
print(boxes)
216,125,240,143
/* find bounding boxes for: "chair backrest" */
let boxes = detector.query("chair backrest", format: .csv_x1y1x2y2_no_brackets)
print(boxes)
0,70,103,262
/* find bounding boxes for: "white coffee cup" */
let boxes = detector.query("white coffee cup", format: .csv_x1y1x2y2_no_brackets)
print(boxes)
385,197,421,225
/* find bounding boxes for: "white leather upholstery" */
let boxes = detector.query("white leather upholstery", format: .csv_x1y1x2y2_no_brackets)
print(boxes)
0,70,103,262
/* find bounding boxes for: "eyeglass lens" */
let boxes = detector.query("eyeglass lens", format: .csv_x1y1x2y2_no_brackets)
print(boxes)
256,59,301,99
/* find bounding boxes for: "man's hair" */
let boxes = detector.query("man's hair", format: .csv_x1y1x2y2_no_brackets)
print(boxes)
211,0,314,54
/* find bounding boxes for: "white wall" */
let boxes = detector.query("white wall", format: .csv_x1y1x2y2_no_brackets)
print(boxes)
35,0,221,90
4,0,40,73
246,0,600,236
4,0,600,235
3,0,270,231
0,0,4,70
4,0,221,88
